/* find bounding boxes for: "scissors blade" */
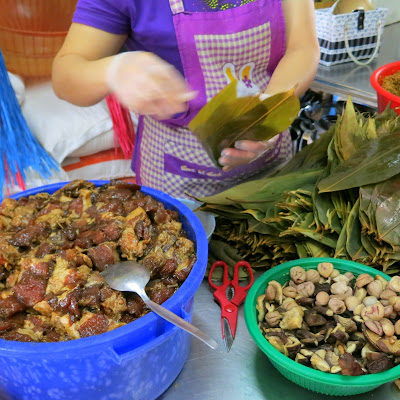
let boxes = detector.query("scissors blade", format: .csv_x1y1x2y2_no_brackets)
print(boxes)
222,318,234,352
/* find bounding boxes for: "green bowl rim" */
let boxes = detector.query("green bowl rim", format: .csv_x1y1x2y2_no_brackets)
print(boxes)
244,257,400,387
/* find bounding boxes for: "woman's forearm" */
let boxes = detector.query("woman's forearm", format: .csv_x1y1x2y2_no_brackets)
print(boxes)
52,23,127,106
264,0,320,98
265,45,320,97
52,54,113,106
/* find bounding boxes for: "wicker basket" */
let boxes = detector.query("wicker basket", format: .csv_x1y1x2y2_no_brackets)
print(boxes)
0,0,78,79
315,6,389,66
0,0,77,31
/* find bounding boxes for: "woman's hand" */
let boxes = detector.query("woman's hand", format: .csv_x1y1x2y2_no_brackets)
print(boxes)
53,24,196,117
107,51,197,120
218,140,272,171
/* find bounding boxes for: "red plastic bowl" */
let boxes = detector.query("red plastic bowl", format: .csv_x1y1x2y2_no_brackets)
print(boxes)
370,61,400,115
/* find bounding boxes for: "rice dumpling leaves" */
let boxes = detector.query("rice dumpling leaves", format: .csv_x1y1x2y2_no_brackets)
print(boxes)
360,233,378,259
188,84,300,167
248,219,282,235
199,98,400,274
327,135,340,173
240,209,266,221
345,199,369,261
364,118,377,141
375,104,400,136
280,212,337,248
335,218,349,258
295,242,309,258
373,175,400,247
329,192,351,224
336,98,362,161
312,165,342,234
359,194,372,234
221,90,300,143
196,169,323,211
188,81,254,141
303,240,332,258
318,132,400,193
276,127,334,176
195,178,268,206
385,265,400,275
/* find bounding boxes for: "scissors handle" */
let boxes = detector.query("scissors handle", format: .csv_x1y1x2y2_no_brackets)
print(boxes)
208,260,230,291
209,261,239,339
231,261,254,307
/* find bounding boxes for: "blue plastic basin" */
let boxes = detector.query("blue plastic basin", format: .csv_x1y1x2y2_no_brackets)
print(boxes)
0,181,208,400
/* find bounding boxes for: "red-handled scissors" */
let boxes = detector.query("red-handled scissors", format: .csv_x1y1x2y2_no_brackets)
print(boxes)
208,260,254,352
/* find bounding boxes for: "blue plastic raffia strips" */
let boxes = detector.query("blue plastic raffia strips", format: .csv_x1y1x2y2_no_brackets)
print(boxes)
0,49,60,196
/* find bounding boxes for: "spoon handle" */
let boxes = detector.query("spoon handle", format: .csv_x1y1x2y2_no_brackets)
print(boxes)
145,299,218,350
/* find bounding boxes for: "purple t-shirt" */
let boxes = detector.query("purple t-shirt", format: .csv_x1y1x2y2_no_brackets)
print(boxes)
73,0,255,76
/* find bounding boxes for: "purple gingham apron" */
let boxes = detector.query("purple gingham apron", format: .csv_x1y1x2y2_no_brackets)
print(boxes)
132,0,292,199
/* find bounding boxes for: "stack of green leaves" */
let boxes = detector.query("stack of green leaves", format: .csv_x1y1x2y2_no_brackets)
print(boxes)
197,99,400,275
188,82,300,167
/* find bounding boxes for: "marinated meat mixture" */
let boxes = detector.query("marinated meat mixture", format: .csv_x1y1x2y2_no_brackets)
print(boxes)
0,180,196,342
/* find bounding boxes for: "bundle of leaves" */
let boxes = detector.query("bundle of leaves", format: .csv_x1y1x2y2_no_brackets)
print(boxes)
197,99,400,275
188,82,300,167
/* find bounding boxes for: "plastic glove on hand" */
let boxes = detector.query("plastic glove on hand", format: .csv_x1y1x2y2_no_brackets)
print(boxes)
218,92,273,171
107,51,197,120
218,140,270,171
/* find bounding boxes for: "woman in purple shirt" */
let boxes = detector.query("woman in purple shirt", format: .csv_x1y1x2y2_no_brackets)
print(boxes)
53,0,320,198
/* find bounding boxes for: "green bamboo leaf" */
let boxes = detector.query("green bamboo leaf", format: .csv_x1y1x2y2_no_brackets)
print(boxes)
197,169,323,211
312,164,342,234
359,207,371,234
327,135,340,173
318,132,400,193
280,212,337,248
381,259,397,273
330,192,351,223
359,186,372,216
202,208,249,220
345,198,369,261
295,242,309,258
384,266,400,275
210,91,300,151
364,118,377,141
336,98,361,161
247,219,281,235
335,218,349,258
360,234,378,258
383,250,400,261
303,240,333,258
240,209,265,221
188,86,300,166
375,104,400,136
326,209,342,233
199,204,244,215
276,128,334,176
188,81,256,140
359,185,376,235
333,121,345,163
372,175,400,247
367,200,378,237
195,178,269,206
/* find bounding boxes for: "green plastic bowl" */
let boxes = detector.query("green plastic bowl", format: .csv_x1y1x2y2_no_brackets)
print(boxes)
244,257,400,396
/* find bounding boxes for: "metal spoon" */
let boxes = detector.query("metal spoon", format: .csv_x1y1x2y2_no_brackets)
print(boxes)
101,261,218,349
